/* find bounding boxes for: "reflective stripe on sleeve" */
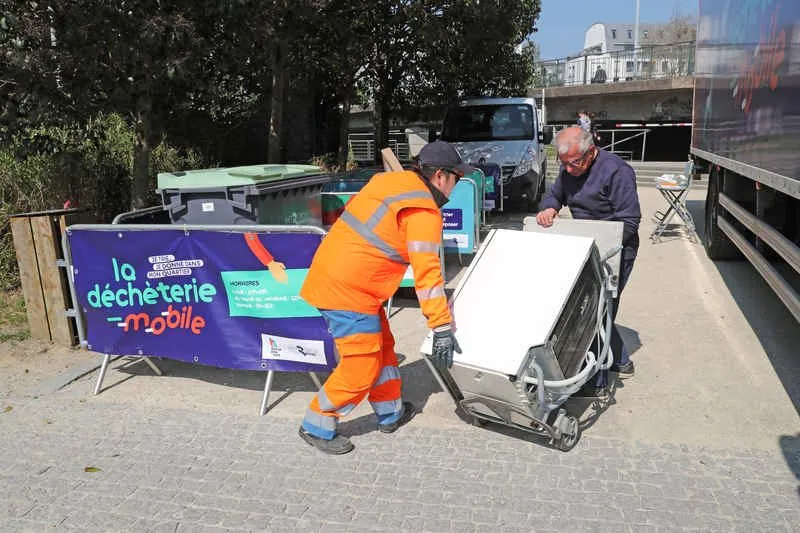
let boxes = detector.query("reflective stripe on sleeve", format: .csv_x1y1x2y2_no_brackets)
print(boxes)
416,284,446,302
407,240,440,253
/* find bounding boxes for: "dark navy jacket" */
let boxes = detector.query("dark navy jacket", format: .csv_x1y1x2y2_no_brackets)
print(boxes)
539,149,642,260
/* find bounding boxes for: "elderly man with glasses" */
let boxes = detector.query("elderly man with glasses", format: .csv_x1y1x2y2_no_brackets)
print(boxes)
536,126,641,397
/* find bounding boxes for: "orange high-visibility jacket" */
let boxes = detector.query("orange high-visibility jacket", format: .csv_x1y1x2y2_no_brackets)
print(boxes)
301,170,451,329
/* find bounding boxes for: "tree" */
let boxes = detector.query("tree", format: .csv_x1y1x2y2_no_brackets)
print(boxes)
1,0,544,184
655,13,697,44
311,0,376,166
0,1,267,208
353,0,541,161
414,1,540,102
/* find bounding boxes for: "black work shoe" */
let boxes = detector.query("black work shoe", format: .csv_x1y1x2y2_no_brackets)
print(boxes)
298,427,354,455
378,401,417,434
611,361,635,378
574,385,608,399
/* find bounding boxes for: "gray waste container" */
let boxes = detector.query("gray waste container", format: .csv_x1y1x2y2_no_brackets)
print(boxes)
157,164,330,226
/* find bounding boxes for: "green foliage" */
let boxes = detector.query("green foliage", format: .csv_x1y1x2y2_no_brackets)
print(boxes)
0,0,544,288
309,150,358,173
0,0,269,206
0,113,208,290
346,0,542,155
0,289,28,341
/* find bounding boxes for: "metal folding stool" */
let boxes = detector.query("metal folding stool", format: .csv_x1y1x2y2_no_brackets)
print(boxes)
650,159,696,242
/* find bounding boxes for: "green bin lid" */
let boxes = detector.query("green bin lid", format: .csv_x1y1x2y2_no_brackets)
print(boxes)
157,164,323,190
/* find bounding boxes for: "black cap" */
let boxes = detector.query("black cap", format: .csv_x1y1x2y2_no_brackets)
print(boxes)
417,141,475,177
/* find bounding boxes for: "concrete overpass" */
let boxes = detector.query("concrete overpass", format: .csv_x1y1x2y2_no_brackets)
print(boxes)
534,76,694,124
531,76,694,161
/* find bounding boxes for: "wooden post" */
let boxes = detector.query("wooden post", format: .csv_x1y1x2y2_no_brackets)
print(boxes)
9,208,88,345
381,148,403,172
10,217,50,341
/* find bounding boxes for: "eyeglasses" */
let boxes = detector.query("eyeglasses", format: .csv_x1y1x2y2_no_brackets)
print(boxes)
441,168,462,182
560,148,593,168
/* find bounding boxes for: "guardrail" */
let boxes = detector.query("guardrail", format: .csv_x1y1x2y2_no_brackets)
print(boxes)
598,128,650,162
348,134,410,162
538,41,695,87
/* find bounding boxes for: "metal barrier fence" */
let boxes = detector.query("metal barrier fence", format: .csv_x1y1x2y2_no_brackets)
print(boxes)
64,223,331,416
539,41,695,87
348,134,410,162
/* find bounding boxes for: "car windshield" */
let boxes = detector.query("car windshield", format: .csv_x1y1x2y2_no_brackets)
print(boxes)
441,104,535,142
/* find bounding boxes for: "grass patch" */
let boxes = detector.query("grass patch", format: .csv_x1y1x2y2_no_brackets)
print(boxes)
0,331,29,343
0,290,30,342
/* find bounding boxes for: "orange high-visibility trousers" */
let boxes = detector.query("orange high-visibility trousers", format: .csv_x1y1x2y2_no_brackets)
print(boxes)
301,309,402,439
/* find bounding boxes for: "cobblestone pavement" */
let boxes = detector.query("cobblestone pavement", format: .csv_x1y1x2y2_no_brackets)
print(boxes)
1,187,799,532
1,389,798,532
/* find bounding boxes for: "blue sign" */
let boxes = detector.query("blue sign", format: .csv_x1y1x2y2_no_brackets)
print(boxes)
68,227,337,372
442,209,463,230
442,179,477,253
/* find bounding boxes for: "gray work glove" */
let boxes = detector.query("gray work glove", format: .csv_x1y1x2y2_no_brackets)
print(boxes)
431,324,461,370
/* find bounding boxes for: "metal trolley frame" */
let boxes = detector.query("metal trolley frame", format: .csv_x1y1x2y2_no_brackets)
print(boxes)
423,245,619,452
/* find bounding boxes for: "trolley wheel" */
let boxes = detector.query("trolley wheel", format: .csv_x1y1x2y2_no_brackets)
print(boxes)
556,415,580,452
472,416,489,427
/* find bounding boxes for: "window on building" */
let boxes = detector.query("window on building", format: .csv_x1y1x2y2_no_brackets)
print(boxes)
626,61,634,73
662,60,669,73
611,29,617,39
627,30,632,39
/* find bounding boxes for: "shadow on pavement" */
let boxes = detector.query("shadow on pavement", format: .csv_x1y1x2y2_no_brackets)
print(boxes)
778,433,800,494
111,356,323,394
686,198,800,421
617,324,642,355
337,357,441,438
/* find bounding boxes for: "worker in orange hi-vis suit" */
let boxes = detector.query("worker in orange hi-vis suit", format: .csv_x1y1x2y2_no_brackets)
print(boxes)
298,141,473,455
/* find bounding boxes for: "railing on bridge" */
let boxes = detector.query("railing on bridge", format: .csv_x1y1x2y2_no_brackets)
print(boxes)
549,126,652,162
539,41,695,88
599,128,650,162
348,133,410,163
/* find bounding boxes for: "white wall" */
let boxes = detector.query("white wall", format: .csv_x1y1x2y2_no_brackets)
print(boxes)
584,23,607,52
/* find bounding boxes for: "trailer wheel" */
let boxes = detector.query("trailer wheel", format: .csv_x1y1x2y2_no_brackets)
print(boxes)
704,167,741,260
556,415,580,452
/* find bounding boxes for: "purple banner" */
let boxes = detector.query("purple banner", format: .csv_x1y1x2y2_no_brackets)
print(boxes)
68,227,336,372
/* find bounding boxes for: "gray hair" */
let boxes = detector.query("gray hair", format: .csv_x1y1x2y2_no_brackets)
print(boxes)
555,128,594,155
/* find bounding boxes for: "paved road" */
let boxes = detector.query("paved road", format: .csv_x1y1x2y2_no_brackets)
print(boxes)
1,186,798,532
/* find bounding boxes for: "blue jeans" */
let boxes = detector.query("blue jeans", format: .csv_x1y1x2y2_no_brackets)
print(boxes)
593,254,635,388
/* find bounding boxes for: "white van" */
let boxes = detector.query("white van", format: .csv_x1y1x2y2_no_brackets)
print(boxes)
440,97,552,210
